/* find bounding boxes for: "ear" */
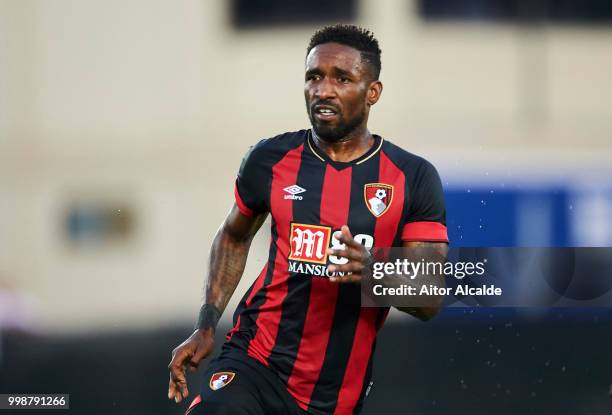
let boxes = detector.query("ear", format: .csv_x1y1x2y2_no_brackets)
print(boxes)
366,80,383,106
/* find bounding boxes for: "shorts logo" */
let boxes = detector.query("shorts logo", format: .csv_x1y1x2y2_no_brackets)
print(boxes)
209,372,235,391
186,395,202,414
288,223,332,264
283,185,306,200
364,183,394,217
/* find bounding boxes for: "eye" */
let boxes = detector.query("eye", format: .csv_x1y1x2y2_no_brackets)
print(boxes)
338,76,350,84
306,74,321,81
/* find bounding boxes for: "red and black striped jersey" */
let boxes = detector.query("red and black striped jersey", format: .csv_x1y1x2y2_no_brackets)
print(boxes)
223,129,448,415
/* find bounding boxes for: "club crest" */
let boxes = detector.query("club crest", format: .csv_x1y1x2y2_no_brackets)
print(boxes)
364,183,394,217
209,372,235,391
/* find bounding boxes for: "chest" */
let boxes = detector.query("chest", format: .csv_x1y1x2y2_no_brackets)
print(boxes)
269,156,406,249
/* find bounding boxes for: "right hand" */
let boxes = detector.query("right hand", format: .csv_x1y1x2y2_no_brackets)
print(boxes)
167,328,215,403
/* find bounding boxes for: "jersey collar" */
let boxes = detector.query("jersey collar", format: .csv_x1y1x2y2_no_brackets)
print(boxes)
306,130,384,167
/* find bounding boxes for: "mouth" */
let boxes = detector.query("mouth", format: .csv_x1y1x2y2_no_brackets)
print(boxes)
312,104,339,121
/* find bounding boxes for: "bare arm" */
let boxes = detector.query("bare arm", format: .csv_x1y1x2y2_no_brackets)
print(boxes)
205,204,268,314
168,204,267,403
396,241,449,321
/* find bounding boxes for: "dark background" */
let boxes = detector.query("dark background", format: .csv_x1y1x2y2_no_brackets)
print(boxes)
2,308,611,414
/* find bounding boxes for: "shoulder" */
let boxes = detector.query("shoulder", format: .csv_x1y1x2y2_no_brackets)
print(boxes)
380,138,439,179
246,129,308,160
239,130,307,174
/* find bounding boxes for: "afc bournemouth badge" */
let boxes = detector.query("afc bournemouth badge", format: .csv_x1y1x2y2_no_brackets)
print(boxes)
364,183,394,217
209,372,235,391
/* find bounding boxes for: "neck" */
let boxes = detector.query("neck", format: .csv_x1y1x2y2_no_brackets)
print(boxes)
311,125,374,163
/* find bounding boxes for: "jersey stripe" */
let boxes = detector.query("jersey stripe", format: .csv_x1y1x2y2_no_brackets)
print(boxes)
247,144,304,366
268,152,327,382
335,307,389,414
332,308,379,415
353,308,389,413
308,155,380,414
287,164,352,410
374,151,406,247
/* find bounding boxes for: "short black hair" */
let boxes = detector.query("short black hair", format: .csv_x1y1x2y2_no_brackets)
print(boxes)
306,24,382,80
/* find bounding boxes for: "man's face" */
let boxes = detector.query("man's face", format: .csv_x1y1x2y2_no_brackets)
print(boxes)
304,43,376,142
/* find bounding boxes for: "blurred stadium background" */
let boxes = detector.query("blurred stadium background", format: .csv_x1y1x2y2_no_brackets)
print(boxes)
1,0,611,413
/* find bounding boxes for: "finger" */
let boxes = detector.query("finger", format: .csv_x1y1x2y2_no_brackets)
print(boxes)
170,367,188,395
175,378,189,402
330,234,366,254
169,372,189,403
328,264,360,275
168,378,177,399
328,262,364,275
341,225,353,240
328,253,368,272
168,353,190,399
341,226,365,250
329,273,362,284
190,342,211,367
328,246,363,261
334,226,355,245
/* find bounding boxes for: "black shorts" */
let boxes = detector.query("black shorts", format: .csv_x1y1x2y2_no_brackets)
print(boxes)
186,354,306,415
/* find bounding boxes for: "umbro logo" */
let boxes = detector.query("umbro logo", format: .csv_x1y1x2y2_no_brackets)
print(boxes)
283,185,306,200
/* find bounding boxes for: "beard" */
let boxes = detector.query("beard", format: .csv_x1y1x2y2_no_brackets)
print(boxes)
309,108,366,143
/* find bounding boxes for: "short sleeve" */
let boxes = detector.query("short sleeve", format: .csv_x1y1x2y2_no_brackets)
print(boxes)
235,142,269,216
401,160,449,242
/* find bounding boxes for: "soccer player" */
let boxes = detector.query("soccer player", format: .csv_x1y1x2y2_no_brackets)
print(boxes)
168,24,448,415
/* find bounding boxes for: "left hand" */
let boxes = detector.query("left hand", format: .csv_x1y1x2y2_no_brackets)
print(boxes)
327,225,373,284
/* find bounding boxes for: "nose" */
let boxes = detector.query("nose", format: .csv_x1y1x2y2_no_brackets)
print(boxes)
315,77,336,100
